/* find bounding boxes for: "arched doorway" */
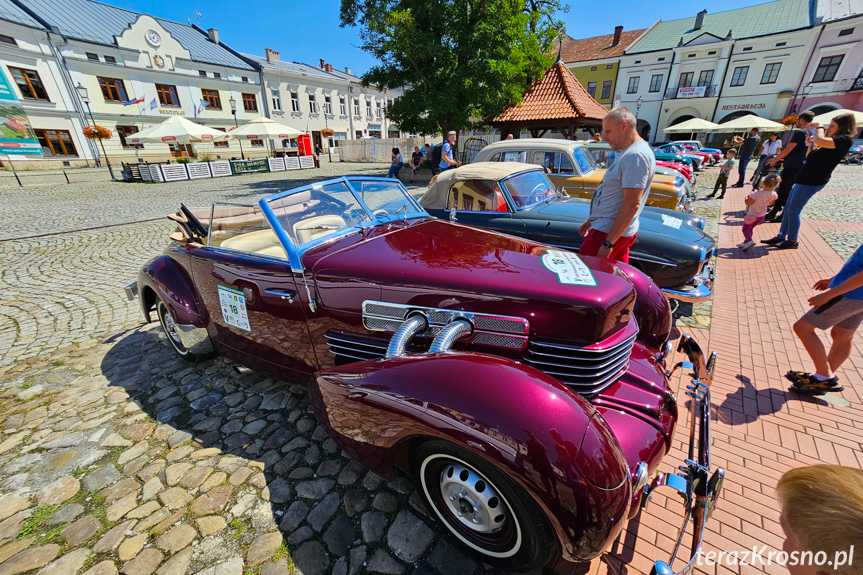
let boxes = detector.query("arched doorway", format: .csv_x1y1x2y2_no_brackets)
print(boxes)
669,114,696,126
807,104,839,116
636,119,651,141
666,115,695,141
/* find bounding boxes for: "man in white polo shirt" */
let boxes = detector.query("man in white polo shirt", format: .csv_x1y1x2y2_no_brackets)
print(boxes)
578,107,655,263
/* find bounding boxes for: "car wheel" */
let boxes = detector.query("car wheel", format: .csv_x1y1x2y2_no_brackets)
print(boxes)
156,298,215,362
412,440,555,572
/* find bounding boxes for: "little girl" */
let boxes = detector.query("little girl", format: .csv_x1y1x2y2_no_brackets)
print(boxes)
738,174,779,251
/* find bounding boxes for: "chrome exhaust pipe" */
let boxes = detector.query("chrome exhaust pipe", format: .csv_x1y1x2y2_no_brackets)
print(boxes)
429,320,472,353
386,314,428,358
233,365,253,375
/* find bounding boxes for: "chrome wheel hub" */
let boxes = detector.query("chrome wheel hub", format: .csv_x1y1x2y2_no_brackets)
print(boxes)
162,307,183,346
439,462,506,534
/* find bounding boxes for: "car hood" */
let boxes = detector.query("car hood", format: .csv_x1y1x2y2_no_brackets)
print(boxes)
309,219,637,343
528,197,705,231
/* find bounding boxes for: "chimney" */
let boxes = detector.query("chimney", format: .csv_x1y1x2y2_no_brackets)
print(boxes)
207,28,219,44
319,58,326,69
612,26,623,46
265,48,280,63
344,66,352,75
693,10,707,31
326,63,333,73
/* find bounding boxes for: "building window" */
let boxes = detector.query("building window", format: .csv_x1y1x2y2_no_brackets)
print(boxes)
634,60,641,64
97,77,128,102
86,53,99,61
213,72,221,79
730,66,749,87
600,80,612,99
9,67,49,100
250,139,263,147
376,102,382,117
697,70,714,86
242,93,257,112
291,91,300,113
586,82,596,98
658,57,665,62
309,94,317,114
366,101,372,116
156,84,180,106
213,128,229,147
34,129,77,156
679,72,694,87
687,53,696,58
812,55,844,82
0,35,16,46
353,97,360,116
626,76,639,94
271,90,281,111
117,125,143,148
590,66,597,71
606,64,613,69
199,70,206,77
649,74,663,93
201,88,221,110
708,50,716,55
242,76,248,83
324,95,332,114
104,56,116,64
742,46,753,52
760,62,781,84
838,28,854,37
775,42,786,47
339,96,346,116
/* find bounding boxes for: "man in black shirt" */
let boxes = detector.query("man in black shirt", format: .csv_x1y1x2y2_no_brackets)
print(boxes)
732,128,761,187
764,111,814,221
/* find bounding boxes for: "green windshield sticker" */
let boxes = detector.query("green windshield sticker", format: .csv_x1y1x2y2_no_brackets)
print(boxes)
218,284,251,332
541,250,597,286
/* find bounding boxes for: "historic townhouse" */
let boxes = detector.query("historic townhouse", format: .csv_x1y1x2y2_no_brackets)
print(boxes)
320,64,402,141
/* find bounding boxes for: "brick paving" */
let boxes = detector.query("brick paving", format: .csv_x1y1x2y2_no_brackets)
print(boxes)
0,163,861,575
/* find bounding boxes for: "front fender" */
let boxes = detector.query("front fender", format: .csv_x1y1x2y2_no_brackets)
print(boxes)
138,253,206,327
310,352,631,562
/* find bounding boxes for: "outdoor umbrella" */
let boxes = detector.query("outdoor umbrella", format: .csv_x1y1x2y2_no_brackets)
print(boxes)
662,118,719,133
710,115,785,132
229,117,303,141
810,108,863,126
126,116,232,144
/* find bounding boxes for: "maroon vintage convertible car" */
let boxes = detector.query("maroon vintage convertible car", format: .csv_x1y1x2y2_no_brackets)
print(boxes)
127,177,723,574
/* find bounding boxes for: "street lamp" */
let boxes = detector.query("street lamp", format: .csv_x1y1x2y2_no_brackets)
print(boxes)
635,96,644,119
323,103,332,163
75,82,115,180
798,83,813,114
228,96,245,160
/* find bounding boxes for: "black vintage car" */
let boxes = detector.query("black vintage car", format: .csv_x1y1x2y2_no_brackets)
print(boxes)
419,162,715,302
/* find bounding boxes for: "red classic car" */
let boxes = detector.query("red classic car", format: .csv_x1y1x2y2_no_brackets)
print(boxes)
127,177,723,574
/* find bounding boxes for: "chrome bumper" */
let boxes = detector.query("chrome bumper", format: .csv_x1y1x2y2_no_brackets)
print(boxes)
662,264,714,303
646,334,725,575
124,281,138,301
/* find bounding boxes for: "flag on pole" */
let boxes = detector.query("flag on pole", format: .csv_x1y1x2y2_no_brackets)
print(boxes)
149,98,158,110
199,99,209,109
123,97,145,106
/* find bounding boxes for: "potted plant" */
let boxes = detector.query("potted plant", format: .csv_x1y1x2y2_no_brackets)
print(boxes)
782,115,799,127
320,128,335,138
82,126,113,140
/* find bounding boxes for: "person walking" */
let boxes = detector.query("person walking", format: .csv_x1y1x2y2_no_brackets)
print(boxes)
438,131,458,172
731,128,761,187
762,114,856,249
737,174,778,251
706,149,735,199
764,111,814,221
750,132,782,189
578,107,655,263
387,147,403,178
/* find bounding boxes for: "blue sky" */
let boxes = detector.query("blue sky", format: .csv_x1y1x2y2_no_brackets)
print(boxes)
112,0,775,75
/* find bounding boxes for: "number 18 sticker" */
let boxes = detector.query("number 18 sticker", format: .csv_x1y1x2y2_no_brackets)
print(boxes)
218,284,251,332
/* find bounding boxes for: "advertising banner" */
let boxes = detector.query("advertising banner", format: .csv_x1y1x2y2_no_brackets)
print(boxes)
677,86,707,98
230,158,269,175
0,68,42,155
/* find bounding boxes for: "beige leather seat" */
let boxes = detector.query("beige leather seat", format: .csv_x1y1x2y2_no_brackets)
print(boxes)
220,229,287,259
293,215,347,244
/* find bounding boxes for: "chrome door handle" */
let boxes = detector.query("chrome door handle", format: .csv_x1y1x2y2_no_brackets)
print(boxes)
264,288,296,303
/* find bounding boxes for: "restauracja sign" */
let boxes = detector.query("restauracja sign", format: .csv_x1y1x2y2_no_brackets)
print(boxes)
721,103,767,111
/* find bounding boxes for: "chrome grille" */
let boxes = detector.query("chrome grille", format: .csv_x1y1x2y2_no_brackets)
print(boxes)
473,316,528,335
325,331,388,362
364,303,407,320
523,331,638,397
363,317,402,332
472,332,525,349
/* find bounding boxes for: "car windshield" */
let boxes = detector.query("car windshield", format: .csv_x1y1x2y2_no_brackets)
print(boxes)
572,147,597,174
503,171,557,208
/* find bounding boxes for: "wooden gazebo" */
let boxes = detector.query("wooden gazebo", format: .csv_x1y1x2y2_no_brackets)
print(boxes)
490,62,608,139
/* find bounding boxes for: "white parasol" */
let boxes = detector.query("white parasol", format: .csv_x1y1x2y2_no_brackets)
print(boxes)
126,116,233,144
709,114,785,132
662,118,720,133
229,117,304,140
810,108,863,126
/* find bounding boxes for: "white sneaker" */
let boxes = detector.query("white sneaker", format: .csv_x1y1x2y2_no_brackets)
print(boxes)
737,241,747,249
741,240,756,251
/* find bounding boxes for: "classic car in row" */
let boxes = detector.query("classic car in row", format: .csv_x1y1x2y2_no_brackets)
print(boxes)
657,143,714,168
128,176,723,574
674,140,724,162
473,139,689,212
653,147,703,171
420,163,714,303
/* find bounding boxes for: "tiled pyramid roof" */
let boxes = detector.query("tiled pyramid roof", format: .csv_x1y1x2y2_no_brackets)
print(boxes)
493,62,608,123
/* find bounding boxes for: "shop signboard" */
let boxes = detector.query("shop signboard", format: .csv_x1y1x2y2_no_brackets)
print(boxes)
187,162,211,179
268,157,286,171
677,86,707,98
161,164,189,181
0,68,42,155
284,157,300,170
209,160,231,177
231,158,269,174
299,156,315,169
149,164,165,182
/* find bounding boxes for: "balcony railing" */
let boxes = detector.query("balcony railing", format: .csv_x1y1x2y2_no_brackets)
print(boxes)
664,84,720,99
849,76,863,92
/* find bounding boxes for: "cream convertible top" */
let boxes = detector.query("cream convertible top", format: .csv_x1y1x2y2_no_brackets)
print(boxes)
418,162,544,210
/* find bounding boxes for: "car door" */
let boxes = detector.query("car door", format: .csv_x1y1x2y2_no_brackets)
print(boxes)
190,202,318,375
445,179,527,236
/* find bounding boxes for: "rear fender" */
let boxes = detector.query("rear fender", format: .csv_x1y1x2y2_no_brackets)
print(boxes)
311,352,632,562
138,254,206,327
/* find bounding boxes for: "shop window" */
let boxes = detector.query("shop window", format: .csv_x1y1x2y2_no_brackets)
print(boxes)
730,66,749,87
201,88,221,110
9,67,49,100
627,76,639,94
760,63,781,84
34,129,77,156
812,55,843,82
649,74,663,93
0,34,16,45
97,77,128,102
242,93,257,112
156,84,180,106
117,125,143,149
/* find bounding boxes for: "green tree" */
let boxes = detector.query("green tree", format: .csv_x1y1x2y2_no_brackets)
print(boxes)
340,0,567,136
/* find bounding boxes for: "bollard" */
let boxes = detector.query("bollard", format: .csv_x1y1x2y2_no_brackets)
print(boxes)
63,170,70,184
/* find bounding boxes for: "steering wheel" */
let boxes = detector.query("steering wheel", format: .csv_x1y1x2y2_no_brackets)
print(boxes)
527,184,551,205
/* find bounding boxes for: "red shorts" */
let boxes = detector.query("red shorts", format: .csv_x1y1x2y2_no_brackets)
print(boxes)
579,229,636,263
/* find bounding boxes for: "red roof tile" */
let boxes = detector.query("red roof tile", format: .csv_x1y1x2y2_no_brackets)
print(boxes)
492,62,608,124
556,29,646,62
